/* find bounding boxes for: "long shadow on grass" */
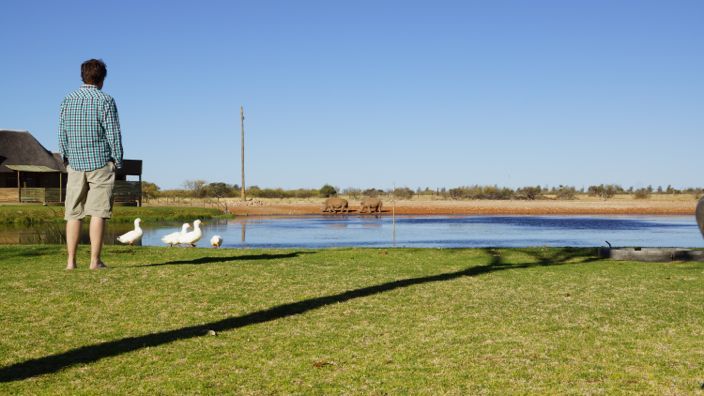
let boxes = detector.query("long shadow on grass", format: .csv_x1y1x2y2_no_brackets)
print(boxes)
135,251,314,267
0,246,61,260
0,247,598,382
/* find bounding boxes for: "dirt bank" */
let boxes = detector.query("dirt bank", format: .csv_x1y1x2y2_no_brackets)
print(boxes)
220,196,698,216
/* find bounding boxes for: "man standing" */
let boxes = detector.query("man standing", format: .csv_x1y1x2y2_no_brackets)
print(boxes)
59,59,123,270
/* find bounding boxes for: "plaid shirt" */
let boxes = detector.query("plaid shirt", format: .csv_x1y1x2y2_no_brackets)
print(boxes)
59,84,123,171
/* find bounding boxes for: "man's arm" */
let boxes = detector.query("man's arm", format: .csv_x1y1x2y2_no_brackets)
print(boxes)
58,100,69,164
103,98,124,169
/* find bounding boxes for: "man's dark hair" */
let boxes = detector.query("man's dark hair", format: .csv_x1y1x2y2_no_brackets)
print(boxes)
81,59,107,85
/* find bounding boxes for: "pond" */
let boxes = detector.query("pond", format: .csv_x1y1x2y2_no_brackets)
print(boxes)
1,215,702,249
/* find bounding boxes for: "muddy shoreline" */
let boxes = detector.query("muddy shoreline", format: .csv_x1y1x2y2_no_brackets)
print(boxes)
221,198,698,216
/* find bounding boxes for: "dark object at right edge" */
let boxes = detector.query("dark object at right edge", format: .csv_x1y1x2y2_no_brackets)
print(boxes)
696,196,704,238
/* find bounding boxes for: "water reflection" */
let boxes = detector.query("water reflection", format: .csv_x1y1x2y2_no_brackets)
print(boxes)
326,222,349,230
0,222,142,245
1,215,702,249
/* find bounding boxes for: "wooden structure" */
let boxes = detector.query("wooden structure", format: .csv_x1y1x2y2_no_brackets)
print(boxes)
0,130,142,205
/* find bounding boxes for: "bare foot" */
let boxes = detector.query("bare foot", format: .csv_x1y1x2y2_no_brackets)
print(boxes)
66,264,77,270
89,262,108,270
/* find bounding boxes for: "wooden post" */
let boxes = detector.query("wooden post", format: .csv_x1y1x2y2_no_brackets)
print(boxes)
59,172,63,203
392,183,396,245
240,106,246,202
16,171,20,202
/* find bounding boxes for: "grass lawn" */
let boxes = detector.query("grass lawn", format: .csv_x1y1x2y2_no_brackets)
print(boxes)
1,246,703,394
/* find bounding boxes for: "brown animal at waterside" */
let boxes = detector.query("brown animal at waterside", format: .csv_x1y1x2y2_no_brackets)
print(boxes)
360,197,383,213
322,197,349,213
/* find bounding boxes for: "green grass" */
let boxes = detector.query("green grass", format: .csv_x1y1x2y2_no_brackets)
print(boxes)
0,205,231,225
1,246,703,394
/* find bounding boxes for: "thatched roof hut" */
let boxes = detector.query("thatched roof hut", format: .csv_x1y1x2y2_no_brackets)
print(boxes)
0,129,142,205
0,130,65,175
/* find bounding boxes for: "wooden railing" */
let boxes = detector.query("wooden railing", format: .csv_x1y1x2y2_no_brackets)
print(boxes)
20,188,62,204
114,181,142,206
6,181,142,205
0,188,19,203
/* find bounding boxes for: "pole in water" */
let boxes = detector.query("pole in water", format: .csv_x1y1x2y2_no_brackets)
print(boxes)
240,106,246,202
696,196,704,239
392,182,396,246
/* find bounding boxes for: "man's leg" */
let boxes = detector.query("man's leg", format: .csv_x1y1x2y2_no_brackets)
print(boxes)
64,166,87,270
90,216,105,269
85,163,115,270
89,216,106,269
66,219,81,270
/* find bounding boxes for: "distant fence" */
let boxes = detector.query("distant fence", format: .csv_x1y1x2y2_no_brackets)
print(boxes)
0,188,18,203
1,181,141,205
114,181,141,206
20,188,62,204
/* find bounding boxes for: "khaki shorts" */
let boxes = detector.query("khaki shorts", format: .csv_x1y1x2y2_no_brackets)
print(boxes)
64,162,116,220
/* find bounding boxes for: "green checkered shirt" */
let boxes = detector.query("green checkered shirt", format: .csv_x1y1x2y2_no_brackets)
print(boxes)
59,84,123,171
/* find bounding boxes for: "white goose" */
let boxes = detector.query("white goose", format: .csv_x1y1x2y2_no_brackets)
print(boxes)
178,219,203,247
210,235,223,248
117,218,143,245
161,223,191,246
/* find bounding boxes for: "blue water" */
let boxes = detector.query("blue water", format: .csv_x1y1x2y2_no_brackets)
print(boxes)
139,215,704,249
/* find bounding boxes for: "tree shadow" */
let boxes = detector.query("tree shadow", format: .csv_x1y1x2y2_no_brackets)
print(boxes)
0,246,61,260
133,251,315,268
0,247,599,382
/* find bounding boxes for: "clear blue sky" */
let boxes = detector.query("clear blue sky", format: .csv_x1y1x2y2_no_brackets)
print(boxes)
1,0,702,190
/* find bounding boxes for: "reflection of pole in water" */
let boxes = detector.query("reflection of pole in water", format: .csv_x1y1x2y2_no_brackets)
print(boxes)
241,221,246,243
392,182,396,246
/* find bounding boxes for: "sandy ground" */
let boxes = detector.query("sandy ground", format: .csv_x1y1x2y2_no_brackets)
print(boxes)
146,195,700,216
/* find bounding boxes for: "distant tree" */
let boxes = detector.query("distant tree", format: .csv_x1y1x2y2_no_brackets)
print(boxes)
204,182,234,198
393,187,414,200
515,186,543,200
588,184,619,200
555,185,577,200
291,188,318,198
448,185,513,200
257,188,287,198
362,188,384,197
246,185,262,197
183,179,207,197
343,188,361,199
201,182,234,213
319,184,337,198
633,188,651,199
141,181,160,202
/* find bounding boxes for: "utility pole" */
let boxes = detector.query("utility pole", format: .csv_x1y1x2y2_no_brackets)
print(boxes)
240,106,246,201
